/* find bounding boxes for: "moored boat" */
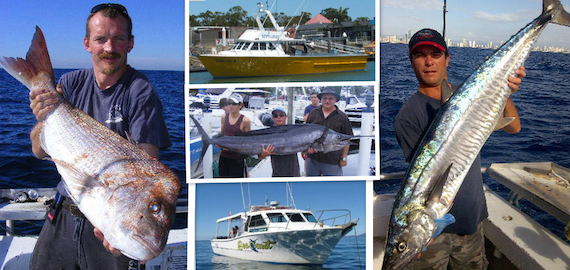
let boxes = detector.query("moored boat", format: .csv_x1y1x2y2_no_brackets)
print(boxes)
198,3,368,78
211,201,358,264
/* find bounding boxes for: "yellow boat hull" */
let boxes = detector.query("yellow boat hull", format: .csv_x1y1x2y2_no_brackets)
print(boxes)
198,55,368,78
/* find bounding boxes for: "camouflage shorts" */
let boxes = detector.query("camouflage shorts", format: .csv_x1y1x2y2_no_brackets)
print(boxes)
404,222,489,270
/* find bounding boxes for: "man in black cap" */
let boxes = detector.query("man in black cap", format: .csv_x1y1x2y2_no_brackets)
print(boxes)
304,87,353,176
393,28,525,269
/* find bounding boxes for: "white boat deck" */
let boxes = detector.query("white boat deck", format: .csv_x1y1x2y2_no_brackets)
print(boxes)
0,189,188,270
374,162,570,270
249,150,376,178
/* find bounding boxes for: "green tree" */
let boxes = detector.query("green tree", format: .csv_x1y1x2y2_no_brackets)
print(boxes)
291,11,312,26
226,6,248,26
189,15,199,26
197,11,216,25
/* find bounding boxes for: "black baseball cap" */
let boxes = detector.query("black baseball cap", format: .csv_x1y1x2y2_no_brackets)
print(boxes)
409,28,447,57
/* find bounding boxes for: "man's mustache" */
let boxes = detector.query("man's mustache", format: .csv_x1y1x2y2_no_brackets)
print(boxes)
99,52,121,60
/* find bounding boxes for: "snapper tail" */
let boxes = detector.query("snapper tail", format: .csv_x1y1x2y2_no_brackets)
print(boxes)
0,26,56,91
189,115,212,172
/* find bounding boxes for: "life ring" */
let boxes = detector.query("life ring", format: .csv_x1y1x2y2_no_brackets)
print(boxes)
286,28,295,38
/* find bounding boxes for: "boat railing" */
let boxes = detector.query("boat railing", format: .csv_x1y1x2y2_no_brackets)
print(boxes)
311,209,353,228
311,40,365,54
0,188,188,236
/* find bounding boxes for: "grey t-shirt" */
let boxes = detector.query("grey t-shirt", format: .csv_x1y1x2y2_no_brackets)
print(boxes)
393,91,488,235
56,66,171,196
270,154,300,177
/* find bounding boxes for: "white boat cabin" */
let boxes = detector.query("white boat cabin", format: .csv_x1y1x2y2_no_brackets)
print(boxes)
214,203,332,240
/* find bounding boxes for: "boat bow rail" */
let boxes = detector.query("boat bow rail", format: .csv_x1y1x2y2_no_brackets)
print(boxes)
311,208,355,228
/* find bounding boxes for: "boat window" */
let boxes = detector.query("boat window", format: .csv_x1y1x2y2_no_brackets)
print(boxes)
240,42,250,50
303,213,318,223
249,214,266,228
251,42,259,50
268,43,276,50
287,213,305,222
259,42,267,50
231,42,240,50
267,213,286,223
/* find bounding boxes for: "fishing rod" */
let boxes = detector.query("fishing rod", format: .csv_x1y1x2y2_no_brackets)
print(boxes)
443,0,447,39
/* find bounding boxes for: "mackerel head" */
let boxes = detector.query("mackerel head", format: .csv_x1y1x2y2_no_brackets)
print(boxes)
383,0,570,268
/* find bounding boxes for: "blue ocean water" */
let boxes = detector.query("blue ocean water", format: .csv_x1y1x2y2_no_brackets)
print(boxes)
0,68,187,234
189,61,375,84
195,235,365,270
377,42,570,243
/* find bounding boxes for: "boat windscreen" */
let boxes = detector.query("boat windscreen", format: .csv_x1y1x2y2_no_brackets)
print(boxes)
303,213,318,223
287,213,305,222
249,214,267,228
267,213,287,223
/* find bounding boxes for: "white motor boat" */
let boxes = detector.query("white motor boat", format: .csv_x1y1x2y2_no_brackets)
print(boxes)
211,201,358,264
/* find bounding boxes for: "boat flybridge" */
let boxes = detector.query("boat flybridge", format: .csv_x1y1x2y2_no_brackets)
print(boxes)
211,200,358,264
198,3,368,78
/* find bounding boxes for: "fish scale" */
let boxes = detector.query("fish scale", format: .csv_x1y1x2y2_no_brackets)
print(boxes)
383,0,570,268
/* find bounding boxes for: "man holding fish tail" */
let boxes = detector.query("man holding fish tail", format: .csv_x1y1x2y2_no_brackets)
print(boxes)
28,3,171,269
304,87,353,176
393,28,524,269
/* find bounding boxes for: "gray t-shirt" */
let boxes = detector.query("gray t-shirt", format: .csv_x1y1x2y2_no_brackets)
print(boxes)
270,154,300,177
56,66,171,195
393,90,488,235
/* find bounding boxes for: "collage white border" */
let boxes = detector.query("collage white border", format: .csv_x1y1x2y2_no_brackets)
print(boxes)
185,1,380,269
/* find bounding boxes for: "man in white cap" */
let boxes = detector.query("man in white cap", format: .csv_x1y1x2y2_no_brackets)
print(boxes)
219,92,251,177
304,87,353,176
259,106,301,177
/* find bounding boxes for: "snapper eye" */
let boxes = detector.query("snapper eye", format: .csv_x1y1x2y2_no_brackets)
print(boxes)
397,242,407,252
149,202,161,213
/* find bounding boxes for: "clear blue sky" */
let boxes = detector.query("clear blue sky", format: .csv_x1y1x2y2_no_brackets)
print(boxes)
195,181,366,240
0,1,184,71
189,0,376,21
381,0,570,48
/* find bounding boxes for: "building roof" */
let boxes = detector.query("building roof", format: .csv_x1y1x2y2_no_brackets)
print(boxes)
305,14,333,25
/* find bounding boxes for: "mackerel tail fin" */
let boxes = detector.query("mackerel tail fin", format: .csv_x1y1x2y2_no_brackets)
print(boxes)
189,115,212,173
0,26,55,91
546,0,570,27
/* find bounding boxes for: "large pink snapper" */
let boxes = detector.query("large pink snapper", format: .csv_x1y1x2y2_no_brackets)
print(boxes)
0,27,181,261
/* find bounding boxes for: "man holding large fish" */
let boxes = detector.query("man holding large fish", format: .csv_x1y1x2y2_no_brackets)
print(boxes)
391,28,524,269
0,3,176,269
383,0,570,268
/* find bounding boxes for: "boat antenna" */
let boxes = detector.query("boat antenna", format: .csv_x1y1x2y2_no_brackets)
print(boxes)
286,0,308,31
240,182,246,212
286,182,297,208
443,0,447,39
248,182,252,210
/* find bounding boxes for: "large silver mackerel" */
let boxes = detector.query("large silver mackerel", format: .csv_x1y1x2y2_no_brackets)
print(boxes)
383,0,570,268
0,27,181,262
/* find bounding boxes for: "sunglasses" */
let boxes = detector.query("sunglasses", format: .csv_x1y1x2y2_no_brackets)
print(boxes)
321,96,336,101
228,102,239,106
272,113,286,118
91,3,129,15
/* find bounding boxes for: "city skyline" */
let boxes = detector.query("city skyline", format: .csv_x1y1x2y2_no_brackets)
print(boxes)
380,33,570,53
381,0,570,50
